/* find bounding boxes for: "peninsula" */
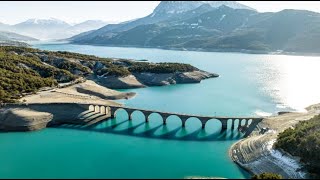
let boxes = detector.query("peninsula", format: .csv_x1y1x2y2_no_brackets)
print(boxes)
0,45,218,131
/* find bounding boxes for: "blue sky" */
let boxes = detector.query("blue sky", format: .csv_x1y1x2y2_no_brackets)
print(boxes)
1,1,320,25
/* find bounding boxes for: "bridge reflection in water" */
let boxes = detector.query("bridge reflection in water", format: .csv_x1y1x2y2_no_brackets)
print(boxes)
55,104,263,141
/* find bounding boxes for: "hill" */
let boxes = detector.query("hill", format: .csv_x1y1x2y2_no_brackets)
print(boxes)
70,2,320,54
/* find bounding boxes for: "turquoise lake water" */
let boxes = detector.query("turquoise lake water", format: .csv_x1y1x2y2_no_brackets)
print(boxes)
1,42,320,178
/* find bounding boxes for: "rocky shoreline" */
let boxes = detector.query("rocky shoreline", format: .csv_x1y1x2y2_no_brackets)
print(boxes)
0,79,127,132
92,70,218,89
0,103,116,132
0,108,52,131
0,68,216,132
229,103,320,178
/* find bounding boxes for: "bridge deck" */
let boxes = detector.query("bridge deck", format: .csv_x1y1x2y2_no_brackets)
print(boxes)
108,105,262,121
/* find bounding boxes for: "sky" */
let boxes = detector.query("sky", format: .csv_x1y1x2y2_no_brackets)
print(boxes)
1,1,320,25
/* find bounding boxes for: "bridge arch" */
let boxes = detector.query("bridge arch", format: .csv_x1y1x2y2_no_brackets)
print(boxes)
227,119,234,130
147,112,163,123
129,110,146,122
105,106,111,115
89,105,95,111
233,119,240,130
184,117,202,129
100,106,106,114
239,119,247,129
204,119,222,132
113,108,129,120
94,105,100,113
164,115,182,126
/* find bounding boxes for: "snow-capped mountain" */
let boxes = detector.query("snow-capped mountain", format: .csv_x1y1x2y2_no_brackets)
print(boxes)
11,18,72,40
151,1,255,17
202,1,255,10
70,1,320,54
0,18,110,40
18,18,71,26
70,1,257,43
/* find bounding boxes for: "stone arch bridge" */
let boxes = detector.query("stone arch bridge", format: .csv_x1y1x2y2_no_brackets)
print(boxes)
1,103,264,134
88,104,263,132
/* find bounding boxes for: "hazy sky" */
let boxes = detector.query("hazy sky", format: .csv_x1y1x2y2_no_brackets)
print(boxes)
1,1,320,25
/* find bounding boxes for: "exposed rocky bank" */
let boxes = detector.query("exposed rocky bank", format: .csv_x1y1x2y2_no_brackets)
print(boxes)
229,103,320,179
93,70,218,89
0,103,119,132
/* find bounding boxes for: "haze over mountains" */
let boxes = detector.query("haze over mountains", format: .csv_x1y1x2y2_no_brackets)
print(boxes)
0,18,110,40
69,1,320,54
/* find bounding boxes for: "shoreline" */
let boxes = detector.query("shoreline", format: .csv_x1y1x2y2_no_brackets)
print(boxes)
229,103,320,179
0,79,135,131
53,41,320,58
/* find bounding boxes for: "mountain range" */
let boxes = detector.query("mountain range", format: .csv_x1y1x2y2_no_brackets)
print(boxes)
0,18,110,40
69,1,320,54
0,31,37,42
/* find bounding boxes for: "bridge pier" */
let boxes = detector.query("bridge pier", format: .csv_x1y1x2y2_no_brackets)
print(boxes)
245,119,251,127
163,119,167,125
180,117,188,128
238,119,242,130
161,115,169,126
201,123,206,129
221,120,228,130
230,119,235,130
182,122,185,127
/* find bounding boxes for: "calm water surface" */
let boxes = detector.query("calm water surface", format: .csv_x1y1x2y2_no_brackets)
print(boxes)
1,42,320,178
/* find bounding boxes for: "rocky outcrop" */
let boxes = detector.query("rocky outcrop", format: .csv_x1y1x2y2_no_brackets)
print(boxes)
0,103,113,132
92,75,146,89
0,108,52,131
135,70,218,86
94,70,218,89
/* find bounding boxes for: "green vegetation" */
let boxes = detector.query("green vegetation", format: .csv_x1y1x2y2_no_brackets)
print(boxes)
251,172,283,179
0,48,58,103
55,60,91,74
0,46,199,103
128,62,198,73
50,51,114,63
96,66,131,77
275,114,320,177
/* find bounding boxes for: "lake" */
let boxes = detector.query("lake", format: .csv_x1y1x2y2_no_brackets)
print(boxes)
0,42,319,178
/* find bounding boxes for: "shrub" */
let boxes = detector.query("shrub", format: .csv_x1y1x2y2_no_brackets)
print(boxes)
252,172,283,179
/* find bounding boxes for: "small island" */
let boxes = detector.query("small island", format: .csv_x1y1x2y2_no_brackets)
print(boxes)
0,46,218,131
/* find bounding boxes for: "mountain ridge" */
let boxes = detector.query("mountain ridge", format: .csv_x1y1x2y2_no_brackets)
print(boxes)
0,18,110,40
69,2,320,54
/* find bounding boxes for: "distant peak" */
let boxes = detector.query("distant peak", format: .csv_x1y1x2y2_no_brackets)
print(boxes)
20,18,70,25
152,1,256,17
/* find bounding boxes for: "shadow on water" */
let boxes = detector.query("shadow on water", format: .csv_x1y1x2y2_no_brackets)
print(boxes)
50,111,248,142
